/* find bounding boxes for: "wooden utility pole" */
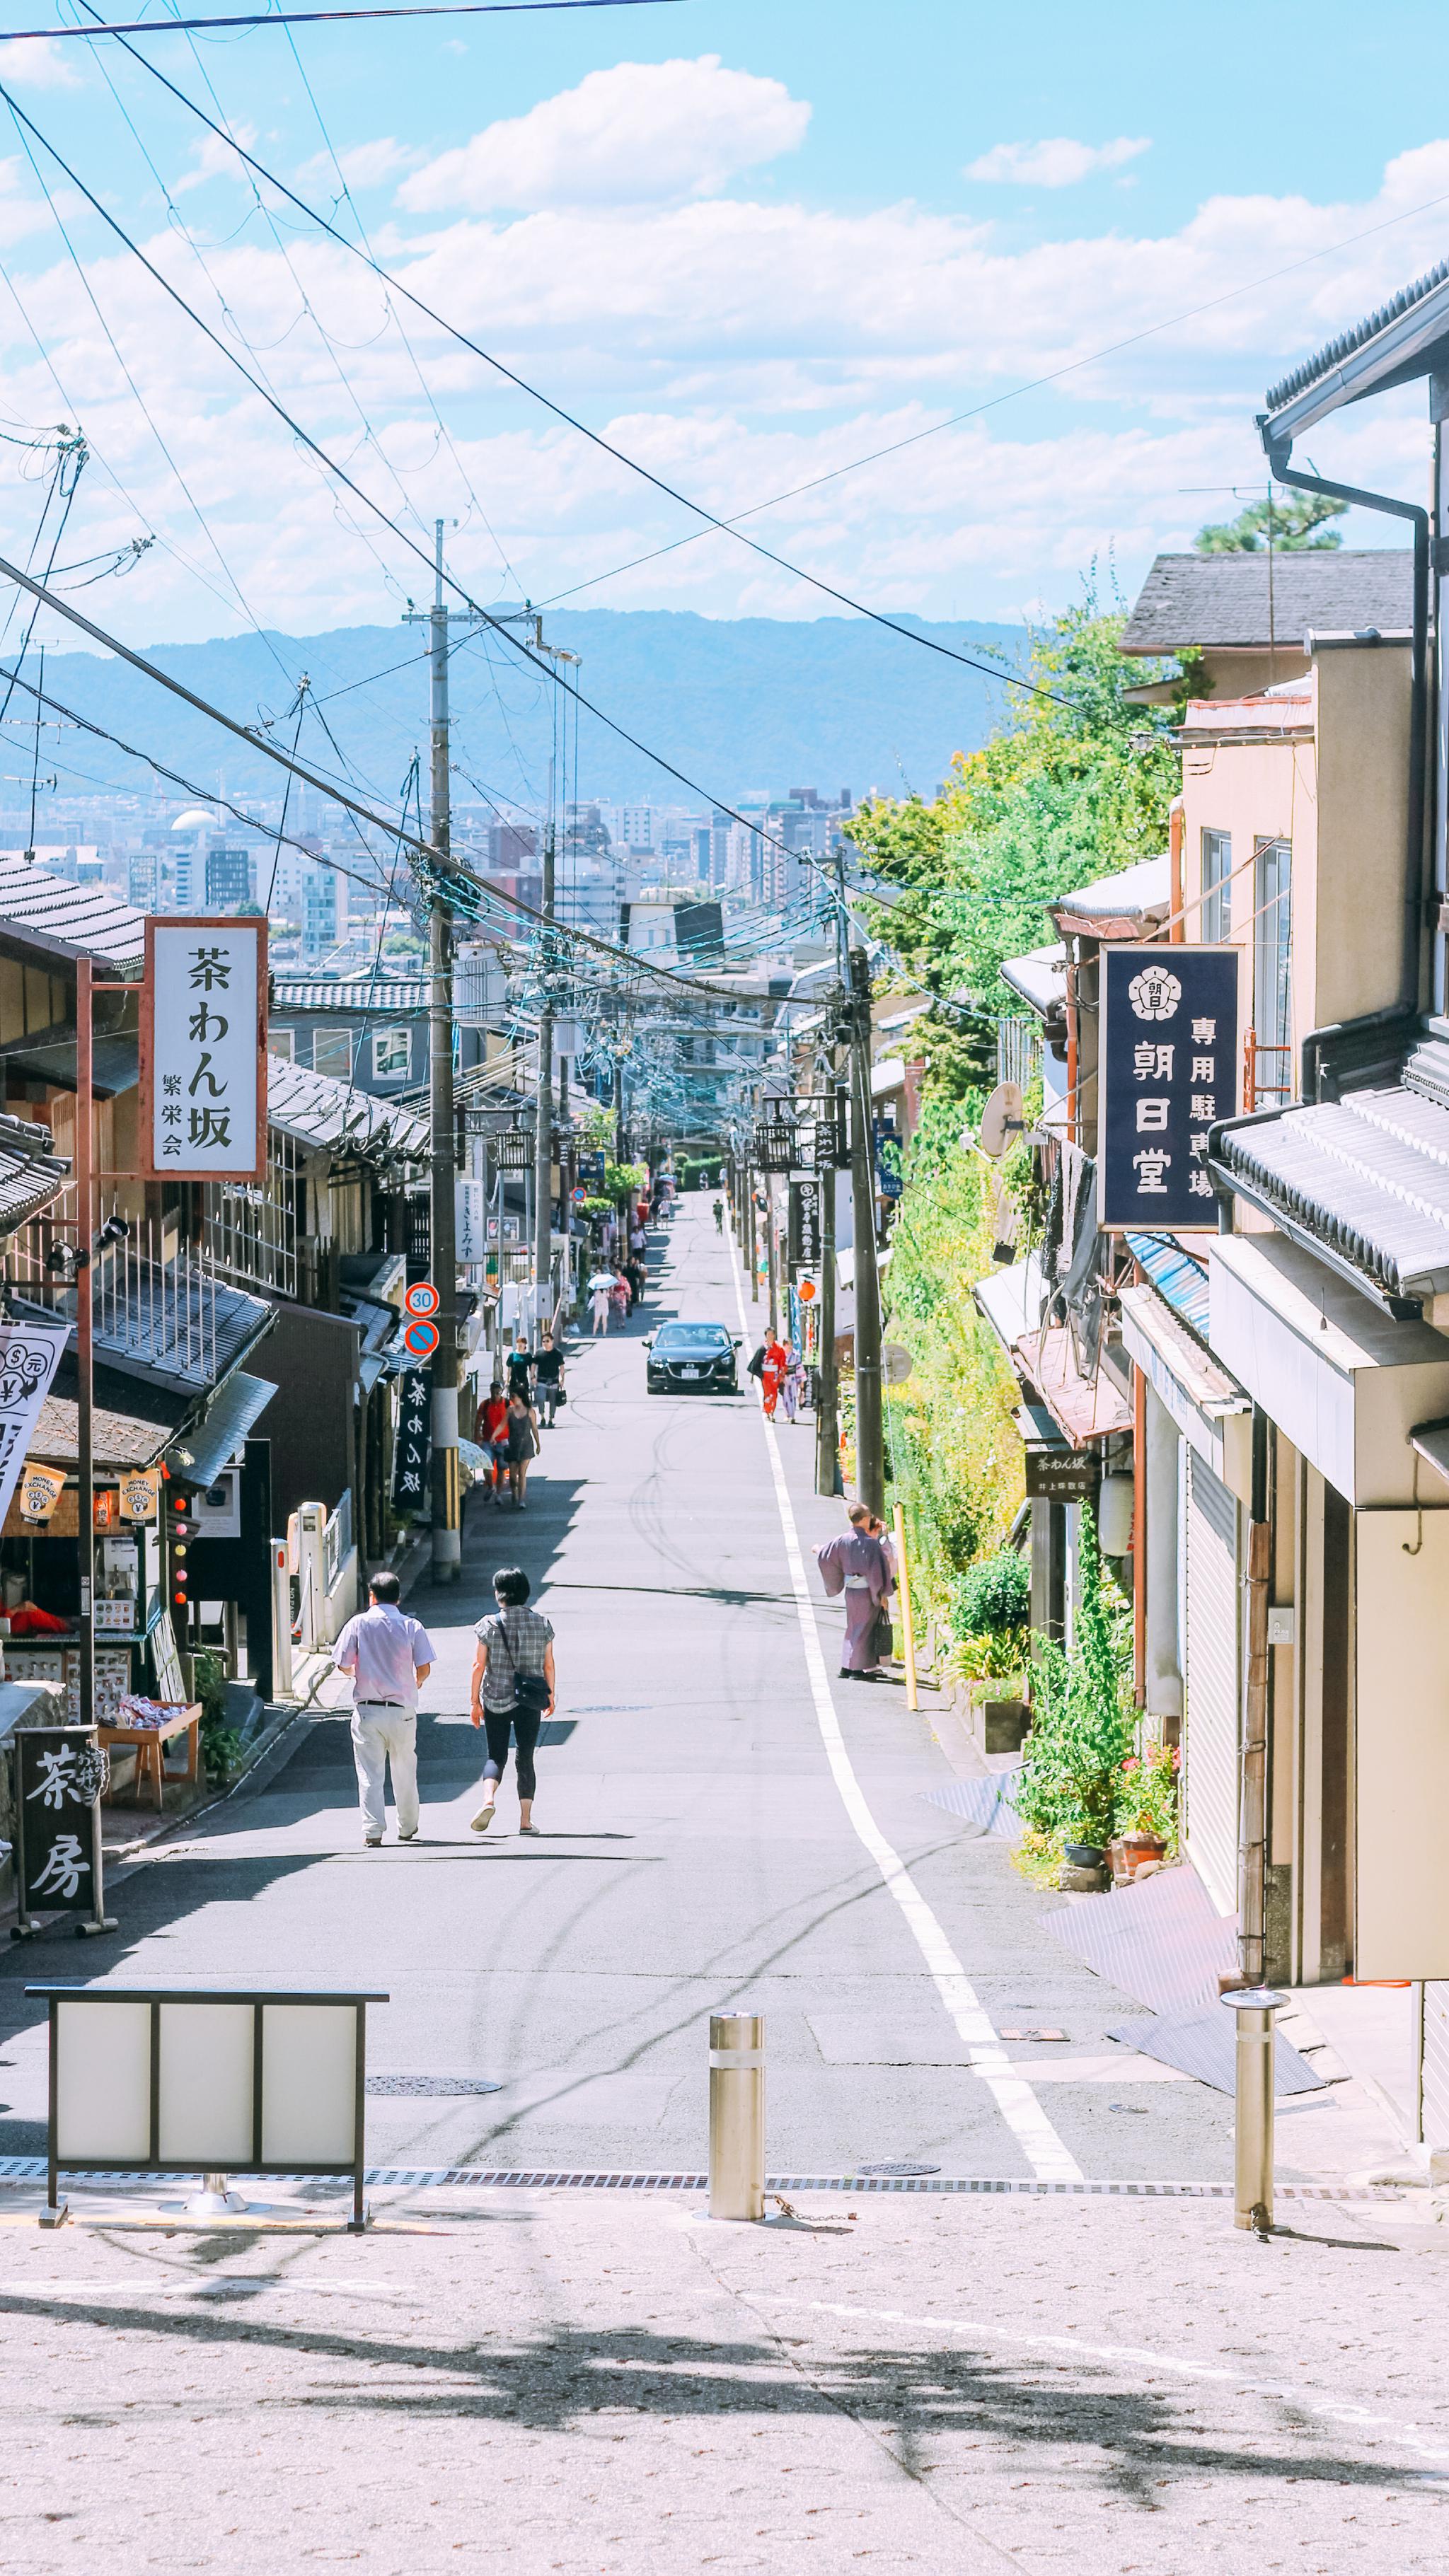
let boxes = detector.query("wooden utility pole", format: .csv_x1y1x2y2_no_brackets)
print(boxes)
533,814,555,1337
814,1067,841,1498
76,956,94,1724
848,944,884,1518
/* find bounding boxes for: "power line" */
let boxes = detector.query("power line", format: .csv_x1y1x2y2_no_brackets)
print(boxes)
1,0,682,37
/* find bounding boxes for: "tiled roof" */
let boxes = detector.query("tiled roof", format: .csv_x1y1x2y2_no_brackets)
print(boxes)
266,1050,428,1164
28,1390,171,1471
0,1110,69,1236
0,854,146,971
1214,1037,1449,1304
271,977,431,1012
1121,551,1413,654
1265,260,1449,414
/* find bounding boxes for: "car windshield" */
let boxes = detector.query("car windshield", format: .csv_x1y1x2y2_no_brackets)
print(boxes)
657,1325,730,1348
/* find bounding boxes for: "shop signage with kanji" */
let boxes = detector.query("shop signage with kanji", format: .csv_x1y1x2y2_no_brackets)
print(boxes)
391,1367,432,1517
788,1176,823,1270
14,1727,108,1925
1024,1446,1102,1502
793,1093,850,1170
144,917,267,1181
1099,944,1240,1232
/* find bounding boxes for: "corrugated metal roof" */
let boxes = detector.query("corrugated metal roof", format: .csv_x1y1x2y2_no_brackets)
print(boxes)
271,977,431,1012
1125,1231,1210,1335
1216,1042,1449,1303
0,854,145,971
1121,550,1413,655
0,1110,69,1236
0,1031,139,1100
1265,258,1449,414
265,1052,428,1164
164,1369,277,1487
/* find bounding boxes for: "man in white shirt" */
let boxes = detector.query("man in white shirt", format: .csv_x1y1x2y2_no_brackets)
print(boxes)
333,1571,436,1847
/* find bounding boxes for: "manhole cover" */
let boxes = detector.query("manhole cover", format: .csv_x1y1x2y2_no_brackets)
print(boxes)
854,2161,941,2178
366,2076,502,2097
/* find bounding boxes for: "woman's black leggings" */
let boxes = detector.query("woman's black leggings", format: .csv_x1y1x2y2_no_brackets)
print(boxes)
481,1706,543,1802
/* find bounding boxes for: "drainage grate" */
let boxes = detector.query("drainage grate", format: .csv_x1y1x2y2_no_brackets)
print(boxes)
365,2077,502,2098
855,2161,942,2178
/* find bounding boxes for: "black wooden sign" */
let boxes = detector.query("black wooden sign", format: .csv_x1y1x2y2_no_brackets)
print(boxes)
754,1117,797,1174
1024,1447,1101,1502
391,1367,432,1518
788,1175,823,1270
1099,944,1240,1231
794,1092,849,1170
15,1727,106,1925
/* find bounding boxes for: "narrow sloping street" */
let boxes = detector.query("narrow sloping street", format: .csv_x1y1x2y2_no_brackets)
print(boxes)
1,1201,1241,2186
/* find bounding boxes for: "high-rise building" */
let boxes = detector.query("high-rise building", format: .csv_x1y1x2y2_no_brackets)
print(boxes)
205,846,254,911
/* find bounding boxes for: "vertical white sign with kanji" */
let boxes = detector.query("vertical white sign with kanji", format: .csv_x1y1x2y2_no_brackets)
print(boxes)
144,917,267,1182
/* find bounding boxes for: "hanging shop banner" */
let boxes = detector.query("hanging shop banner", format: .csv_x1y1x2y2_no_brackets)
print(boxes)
787,1176,823,1271
577,1150,606,1186
143,917,268,1183
391,1367,432,1518
0,1318,69,1528
874,1125,905,1201
1024,1446,1101,1502
456,1178,486,1267
18,1459,67,1523
1099,944,1240,1233
15,1727,106,1922
120,1467,160,1525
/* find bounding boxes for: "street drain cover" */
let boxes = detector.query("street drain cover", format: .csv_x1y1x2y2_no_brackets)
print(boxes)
366,2076,502,2097
855,2161,941,2178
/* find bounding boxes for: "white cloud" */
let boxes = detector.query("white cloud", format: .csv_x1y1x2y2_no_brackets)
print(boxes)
299,137,424,194
966,137,1150,187
173,124,258,197
0,35,81,89
398,54,809,214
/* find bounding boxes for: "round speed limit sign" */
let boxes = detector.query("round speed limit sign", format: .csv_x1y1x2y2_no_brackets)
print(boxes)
403,1282,439,1320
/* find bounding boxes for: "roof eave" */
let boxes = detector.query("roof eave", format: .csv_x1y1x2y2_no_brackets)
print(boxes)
1262,294,1449,448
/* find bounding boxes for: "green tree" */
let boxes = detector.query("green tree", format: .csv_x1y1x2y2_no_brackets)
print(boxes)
848,586,1186,1061
1194,491,1346,554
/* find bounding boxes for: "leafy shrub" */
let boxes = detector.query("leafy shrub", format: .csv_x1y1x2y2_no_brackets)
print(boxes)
1013,1508,1135,1857
1117,1741,1179,1847
949,1549,1029,1638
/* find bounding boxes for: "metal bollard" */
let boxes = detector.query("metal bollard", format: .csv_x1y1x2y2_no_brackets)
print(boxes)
1220,1986,1286,2234
708,2012,765,2220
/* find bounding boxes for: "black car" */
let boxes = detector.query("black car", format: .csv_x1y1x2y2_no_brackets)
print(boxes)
645,1321,741,1395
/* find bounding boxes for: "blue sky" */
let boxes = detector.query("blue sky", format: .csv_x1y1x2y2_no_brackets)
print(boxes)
0,0,1443,648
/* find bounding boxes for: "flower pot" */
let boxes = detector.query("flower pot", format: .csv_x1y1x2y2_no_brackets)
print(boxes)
1109,1833,1170,1886
963,1673,1029,1758
1063,1842,1107,1869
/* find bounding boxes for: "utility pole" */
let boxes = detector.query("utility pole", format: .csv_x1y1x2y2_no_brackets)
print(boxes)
404,520,480,1584
814,1060,841,1498
848,944,884,1518
533,807,555,1338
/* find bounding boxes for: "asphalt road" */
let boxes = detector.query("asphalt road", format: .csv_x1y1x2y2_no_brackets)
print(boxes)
0,1200,1248,2185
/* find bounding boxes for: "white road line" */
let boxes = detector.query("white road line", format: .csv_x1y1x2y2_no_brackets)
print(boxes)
728,1252,1081,2184
759,2294,1449,2476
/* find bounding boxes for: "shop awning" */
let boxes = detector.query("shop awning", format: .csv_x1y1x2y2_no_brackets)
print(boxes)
999,944,1066,1021
1013,1325,1133,1449
1208,1231,1449,1505
1212,1038,1449,1313
163,1369,277,1487
0,1028,139,1098
973,1252,1044,1357
1119,1279,1251,1488
1125,1231,1210,1335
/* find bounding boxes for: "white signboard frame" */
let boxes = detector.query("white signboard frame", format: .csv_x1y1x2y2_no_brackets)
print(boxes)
143,917,268,1183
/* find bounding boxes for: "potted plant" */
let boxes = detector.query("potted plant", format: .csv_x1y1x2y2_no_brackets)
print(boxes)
946,1551,1031,1753
1012,1507,1134,1889
1108,1740,1179,1884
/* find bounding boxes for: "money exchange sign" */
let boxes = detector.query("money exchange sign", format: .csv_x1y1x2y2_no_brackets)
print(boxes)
0,1318,67,1526
1099,945,1240,1233
144,918,267,1181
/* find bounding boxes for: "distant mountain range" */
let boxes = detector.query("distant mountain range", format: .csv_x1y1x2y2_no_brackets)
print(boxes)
8,608,1029,823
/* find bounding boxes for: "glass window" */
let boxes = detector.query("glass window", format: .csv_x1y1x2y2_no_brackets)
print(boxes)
266,1026,294,1061
1253,839,1293,1055
1201,829,1232,944
372,1026,410,1079
311,1026,353,1078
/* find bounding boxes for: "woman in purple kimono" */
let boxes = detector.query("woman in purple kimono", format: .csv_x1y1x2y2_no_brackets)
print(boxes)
816,1503,891,1679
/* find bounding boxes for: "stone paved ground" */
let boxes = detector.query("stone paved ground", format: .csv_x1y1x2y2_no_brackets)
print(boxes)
1,2183,1447,2572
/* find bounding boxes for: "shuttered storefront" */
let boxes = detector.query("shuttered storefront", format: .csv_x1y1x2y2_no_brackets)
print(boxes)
1182,1447,1242,1918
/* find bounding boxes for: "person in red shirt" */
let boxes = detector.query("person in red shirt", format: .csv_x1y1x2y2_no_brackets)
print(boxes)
474,1381,510,1504
761,1334,788,1420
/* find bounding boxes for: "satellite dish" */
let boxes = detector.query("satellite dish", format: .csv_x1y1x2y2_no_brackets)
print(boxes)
883,1342,914,1385
979,1080,1025,1160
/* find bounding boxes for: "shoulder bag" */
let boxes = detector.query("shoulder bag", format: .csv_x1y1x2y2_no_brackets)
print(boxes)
494,1614,551,1716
